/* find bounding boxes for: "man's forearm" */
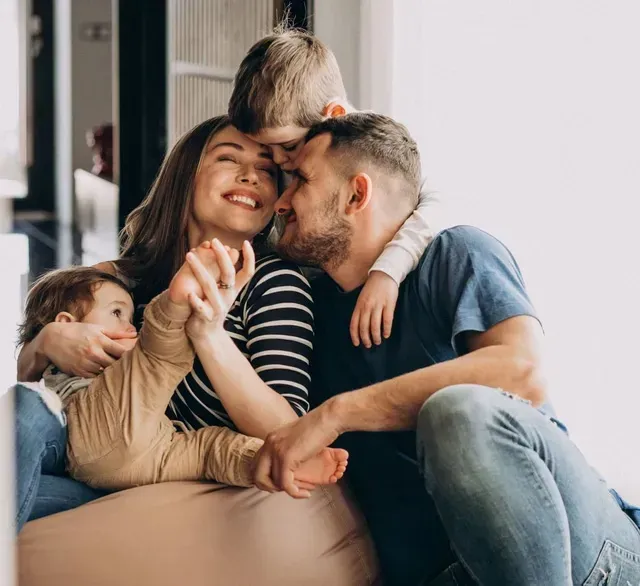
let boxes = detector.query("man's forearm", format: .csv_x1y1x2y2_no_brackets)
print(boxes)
330,345,546,434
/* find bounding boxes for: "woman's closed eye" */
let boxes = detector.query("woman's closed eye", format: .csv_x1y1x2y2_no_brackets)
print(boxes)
112,308,122,318
257,165,277,177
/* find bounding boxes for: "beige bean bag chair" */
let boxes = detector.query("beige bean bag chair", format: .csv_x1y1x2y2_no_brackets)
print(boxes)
18,481,380,586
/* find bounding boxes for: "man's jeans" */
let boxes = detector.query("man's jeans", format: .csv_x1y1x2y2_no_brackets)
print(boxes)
418,384,640,585
12,384,106,532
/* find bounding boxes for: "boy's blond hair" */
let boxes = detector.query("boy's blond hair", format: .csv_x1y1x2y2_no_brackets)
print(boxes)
228,27,347,134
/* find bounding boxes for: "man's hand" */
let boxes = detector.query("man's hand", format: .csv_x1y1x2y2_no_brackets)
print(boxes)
254,401,343,499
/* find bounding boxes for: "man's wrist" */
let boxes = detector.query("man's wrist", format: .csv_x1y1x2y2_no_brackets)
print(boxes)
323,393,354,434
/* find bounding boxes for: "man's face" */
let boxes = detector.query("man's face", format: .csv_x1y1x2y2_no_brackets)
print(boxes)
274,134,353,269
250,126,308,171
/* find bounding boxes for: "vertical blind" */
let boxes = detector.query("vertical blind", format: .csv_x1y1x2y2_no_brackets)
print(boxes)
167,0,276,146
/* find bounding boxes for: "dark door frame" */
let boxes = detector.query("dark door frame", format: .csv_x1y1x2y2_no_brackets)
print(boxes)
280,0,314,30
113,0,167,231
114,0,312,232
16,0,55,213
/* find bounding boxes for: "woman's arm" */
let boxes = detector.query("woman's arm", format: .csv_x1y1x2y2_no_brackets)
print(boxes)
188,251,314,439
192,332,299,438
17,328,53,382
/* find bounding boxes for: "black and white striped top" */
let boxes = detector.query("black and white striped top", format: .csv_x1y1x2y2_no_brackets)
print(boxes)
166,254,314,431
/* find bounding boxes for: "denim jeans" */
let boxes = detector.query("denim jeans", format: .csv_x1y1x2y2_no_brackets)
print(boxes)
418,384,640,585
12,384,107,532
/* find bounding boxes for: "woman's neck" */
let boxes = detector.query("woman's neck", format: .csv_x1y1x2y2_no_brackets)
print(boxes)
187,223,247,251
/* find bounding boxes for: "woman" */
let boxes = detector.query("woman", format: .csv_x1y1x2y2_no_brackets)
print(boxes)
15,115,315,528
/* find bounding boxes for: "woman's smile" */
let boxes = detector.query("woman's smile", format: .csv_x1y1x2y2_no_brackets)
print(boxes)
222,188,263,211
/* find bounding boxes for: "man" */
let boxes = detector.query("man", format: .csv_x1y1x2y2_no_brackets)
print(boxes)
254,112,640,585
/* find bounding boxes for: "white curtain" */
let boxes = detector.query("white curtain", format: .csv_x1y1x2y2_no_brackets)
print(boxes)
361,0,640,500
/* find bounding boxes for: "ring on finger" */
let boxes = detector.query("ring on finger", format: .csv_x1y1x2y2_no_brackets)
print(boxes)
217,280,233,290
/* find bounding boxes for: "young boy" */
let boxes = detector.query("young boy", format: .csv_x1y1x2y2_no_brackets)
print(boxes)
16,244,347,493
228,27,437,347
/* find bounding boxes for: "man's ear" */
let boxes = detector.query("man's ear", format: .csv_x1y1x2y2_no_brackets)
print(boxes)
345,173,373,216
54,312,77,323
322,100,348,119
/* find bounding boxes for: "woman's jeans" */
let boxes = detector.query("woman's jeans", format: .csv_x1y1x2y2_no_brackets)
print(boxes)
12,384,106,532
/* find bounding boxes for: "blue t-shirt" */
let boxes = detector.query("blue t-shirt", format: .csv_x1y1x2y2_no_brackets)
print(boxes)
311,225,540,585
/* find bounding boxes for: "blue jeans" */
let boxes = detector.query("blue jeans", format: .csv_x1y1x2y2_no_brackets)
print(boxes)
12,384,107,532
418,385,640,585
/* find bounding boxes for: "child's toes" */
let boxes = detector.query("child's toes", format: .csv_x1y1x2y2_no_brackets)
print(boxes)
333,448,349,463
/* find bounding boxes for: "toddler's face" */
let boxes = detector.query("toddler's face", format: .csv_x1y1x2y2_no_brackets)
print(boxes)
250,126,309,171
82,281,137,340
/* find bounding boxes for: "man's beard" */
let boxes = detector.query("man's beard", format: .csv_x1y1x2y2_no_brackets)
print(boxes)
276,191,352,270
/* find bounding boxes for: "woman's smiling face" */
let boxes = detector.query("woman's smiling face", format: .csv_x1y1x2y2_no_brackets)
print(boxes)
190,125,279,243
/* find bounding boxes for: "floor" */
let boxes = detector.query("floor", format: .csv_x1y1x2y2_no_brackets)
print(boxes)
0,213,117,391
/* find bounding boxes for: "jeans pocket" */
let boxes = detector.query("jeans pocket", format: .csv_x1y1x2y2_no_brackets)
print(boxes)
583,540,640,585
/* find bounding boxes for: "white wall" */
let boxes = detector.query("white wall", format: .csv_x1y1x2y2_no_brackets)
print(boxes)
71,0,112,173
371,0,640,498
313,0,362,108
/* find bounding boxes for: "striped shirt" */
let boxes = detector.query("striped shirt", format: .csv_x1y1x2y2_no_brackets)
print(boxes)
166,254,314,431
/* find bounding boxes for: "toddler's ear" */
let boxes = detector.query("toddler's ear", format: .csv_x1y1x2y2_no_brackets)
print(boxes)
54,312,77,324
322,100,347,119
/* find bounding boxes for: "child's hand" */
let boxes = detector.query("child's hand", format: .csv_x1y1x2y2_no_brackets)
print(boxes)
350,270,398,348
185,239,255,342
168,241,240,306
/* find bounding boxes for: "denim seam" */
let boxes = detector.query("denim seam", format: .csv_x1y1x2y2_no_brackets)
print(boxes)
439,405,570,584
17,450,45,525
505,408,575,579
602,538,640,563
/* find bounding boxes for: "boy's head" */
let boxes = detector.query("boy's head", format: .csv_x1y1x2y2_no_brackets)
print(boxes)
18,267,136,347
228,27,350,169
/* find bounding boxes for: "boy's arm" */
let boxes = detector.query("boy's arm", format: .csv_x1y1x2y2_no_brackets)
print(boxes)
370,189,436,284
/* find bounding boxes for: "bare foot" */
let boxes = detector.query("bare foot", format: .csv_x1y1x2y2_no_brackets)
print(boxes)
294,448,349,486
169,242,221,305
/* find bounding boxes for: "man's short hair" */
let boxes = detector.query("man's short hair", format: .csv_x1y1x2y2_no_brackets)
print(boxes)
306,112,422,208
17,267,130,347
228,27,347,134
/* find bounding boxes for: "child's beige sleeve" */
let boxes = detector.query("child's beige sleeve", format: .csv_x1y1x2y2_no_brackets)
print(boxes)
370,189,437,285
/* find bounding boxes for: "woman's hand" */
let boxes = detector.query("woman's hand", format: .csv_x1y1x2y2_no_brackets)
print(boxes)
185,239,256,342
39,321,137,378
350,270,399,348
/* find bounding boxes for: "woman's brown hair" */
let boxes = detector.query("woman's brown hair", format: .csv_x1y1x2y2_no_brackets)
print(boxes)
117,116,230,303
117,115,281,305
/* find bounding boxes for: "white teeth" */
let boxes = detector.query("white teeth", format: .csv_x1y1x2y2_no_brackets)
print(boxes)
228,195,257,208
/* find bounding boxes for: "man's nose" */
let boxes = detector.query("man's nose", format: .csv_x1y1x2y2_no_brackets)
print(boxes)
274,189,293,216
